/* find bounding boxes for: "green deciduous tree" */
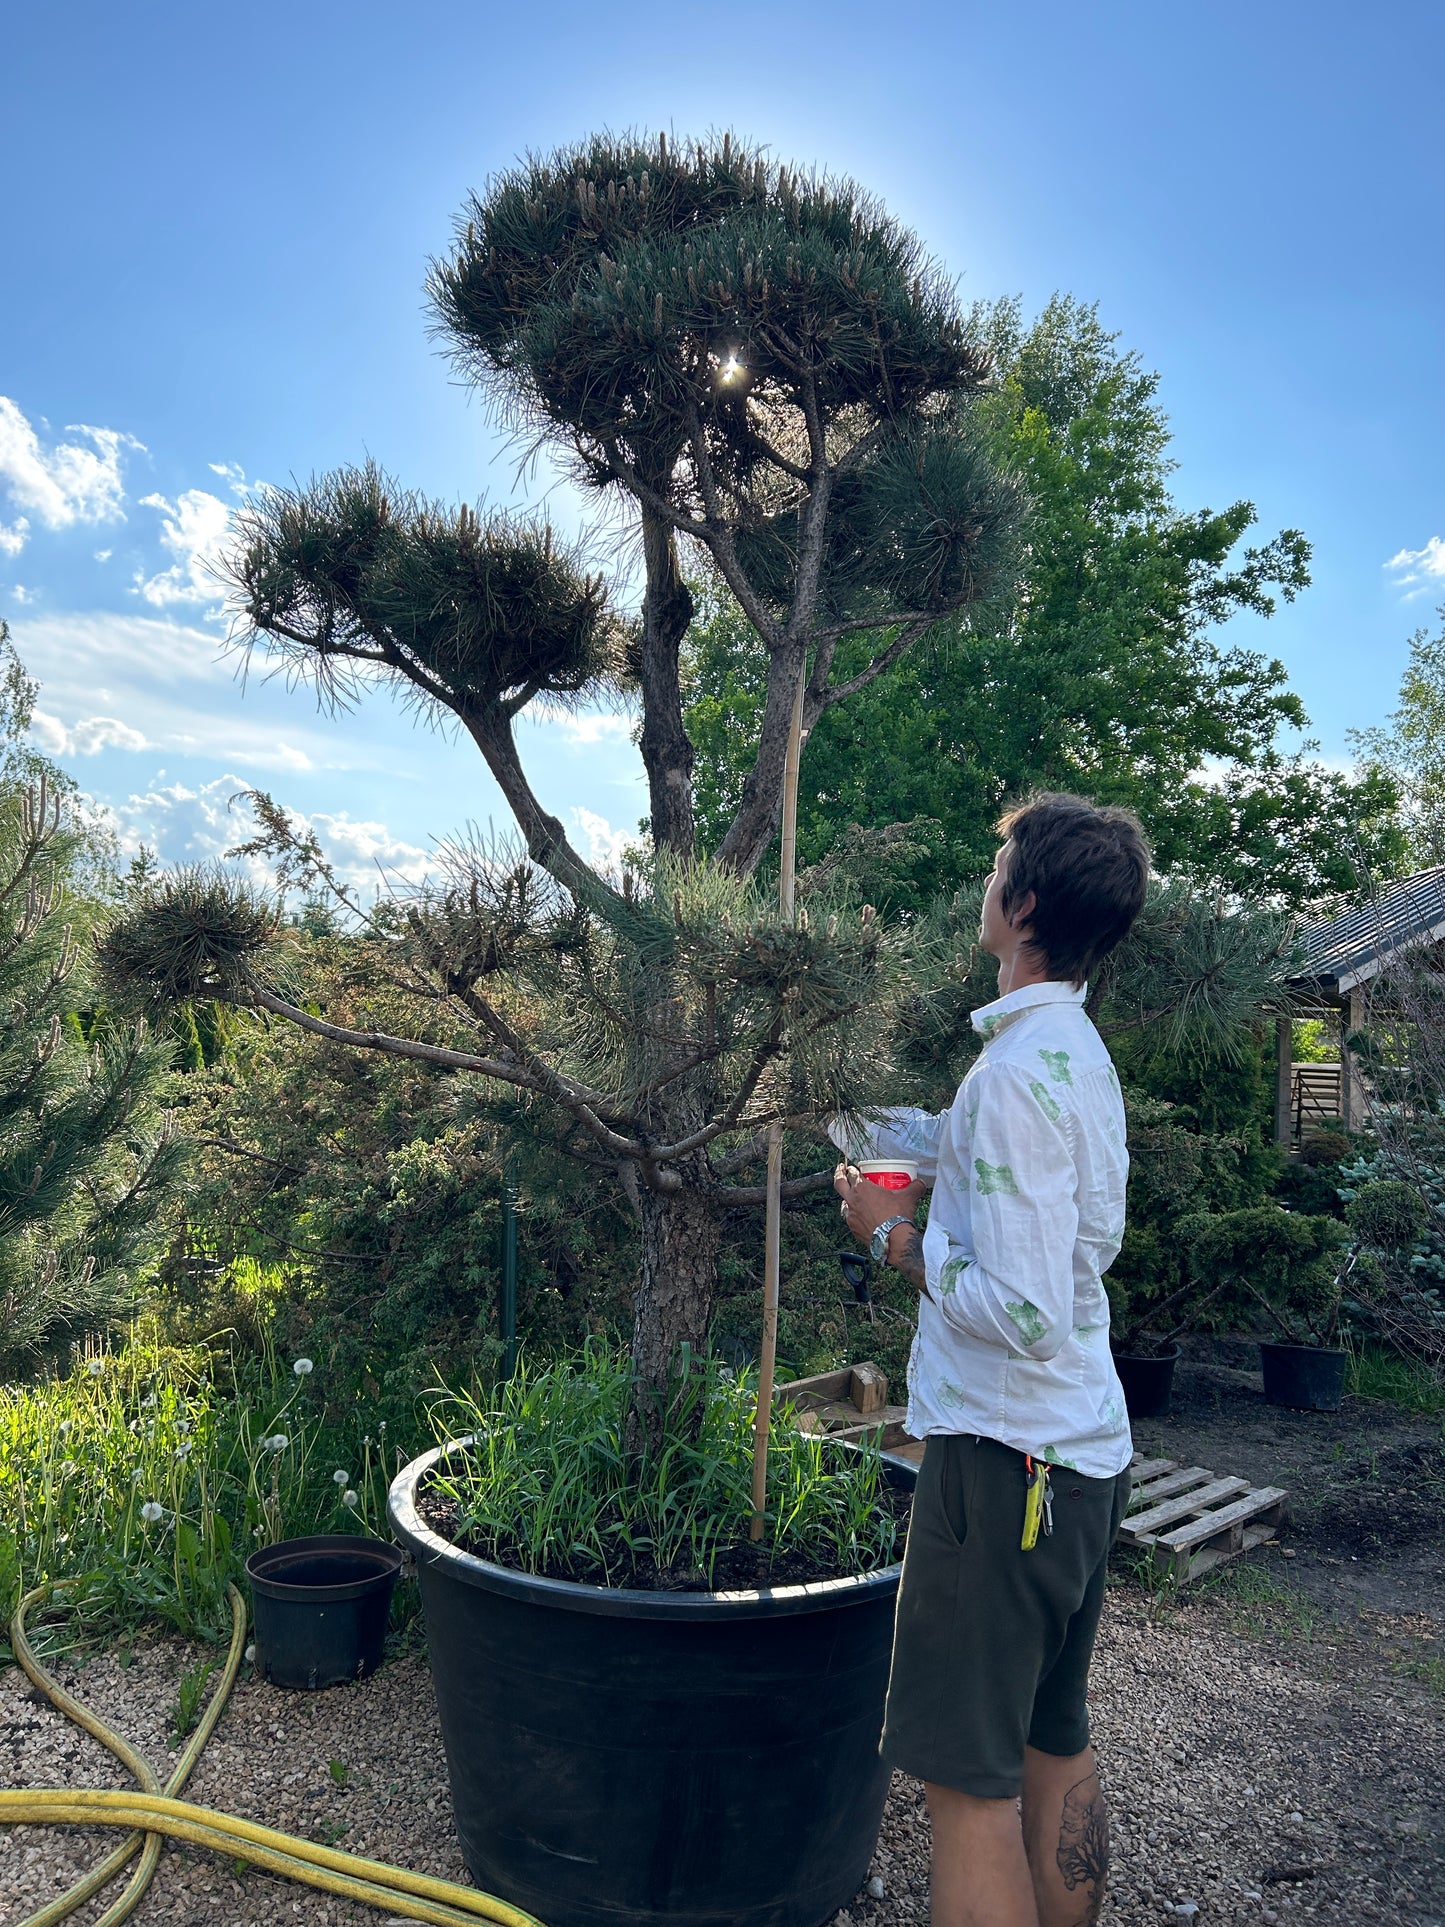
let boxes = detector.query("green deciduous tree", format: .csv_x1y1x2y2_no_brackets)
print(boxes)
686,297,1401,908
1350,602,1445,871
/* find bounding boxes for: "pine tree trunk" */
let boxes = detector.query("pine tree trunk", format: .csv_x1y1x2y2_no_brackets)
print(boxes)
627,1181,720,1453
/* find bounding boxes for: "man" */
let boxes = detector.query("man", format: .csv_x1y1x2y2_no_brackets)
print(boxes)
834,792,1149,1927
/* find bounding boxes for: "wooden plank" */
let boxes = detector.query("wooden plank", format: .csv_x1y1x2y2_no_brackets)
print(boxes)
850,1362,888,1414
1155,1487,1289,1552
1128,1466,1216,1507
886,1439,926,1465
776,1367,853,1406
1128,1457,1177,1483
1122,1476,1250,1538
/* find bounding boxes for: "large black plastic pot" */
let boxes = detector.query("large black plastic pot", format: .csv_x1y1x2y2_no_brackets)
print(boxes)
245,1534,403,1689
387,1441,915,1927
1112,1346,1181,1420
1259,1341,1348,1412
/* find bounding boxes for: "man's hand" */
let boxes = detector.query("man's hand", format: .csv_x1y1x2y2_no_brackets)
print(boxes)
834,1164,928,1249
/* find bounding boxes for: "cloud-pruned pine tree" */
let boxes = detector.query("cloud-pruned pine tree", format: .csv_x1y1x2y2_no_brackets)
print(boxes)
98,133,1022,1440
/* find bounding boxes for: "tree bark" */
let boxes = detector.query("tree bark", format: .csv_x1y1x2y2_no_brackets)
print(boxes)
637,510,697,857
627,1179,720,1453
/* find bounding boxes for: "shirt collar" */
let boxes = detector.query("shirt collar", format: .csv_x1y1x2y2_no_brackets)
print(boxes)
971,978,1087,1041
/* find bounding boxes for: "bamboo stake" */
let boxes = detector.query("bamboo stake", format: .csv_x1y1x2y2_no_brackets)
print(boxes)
750,665,807,1542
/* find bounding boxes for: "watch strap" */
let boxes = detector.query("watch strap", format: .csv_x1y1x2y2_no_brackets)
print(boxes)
870,1214,914,1262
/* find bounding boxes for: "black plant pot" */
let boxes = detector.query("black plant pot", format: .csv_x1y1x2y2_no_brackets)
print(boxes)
1259,1341,1348,1412
1112,1346,1181,1421
245,1534,403,1690
387,1442,915,1927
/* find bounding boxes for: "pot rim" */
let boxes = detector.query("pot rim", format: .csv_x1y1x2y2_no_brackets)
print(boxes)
1257,1340,1348,1359
386,1437,913,1622
1111,1344,1182,1365
245,1532,404,1602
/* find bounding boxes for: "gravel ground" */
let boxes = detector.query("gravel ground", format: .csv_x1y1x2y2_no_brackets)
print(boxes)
2,1585,1442,1927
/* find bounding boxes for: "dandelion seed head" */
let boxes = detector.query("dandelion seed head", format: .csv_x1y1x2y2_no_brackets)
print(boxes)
58,1420,73,1438
174,1442,192,1459
265,1433,289,1453
86,1358,105,1377
59,1459,76,1476
244,1643,256,1664
342,1490,359,1509
292,1357,314,1377
140,1501,164,1523
333,1469,349,1486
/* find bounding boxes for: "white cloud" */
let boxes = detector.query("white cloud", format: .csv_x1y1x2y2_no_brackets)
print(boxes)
0,397,139,552
94,548,112,563
556,710,636,747
32,710,149,756
8,584,39,604
92,775,440,897
1385,536,1445,599
134,488,234,610
571,805,632,876
8,609,355,776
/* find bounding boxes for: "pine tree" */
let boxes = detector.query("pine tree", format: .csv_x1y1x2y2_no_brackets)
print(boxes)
97,132,1026,1439
1,778,185,1364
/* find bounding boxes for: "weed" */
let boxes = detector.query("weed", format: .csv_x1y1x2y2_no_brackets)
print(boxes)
0,1315,415,1647
1201,1559,1321,1642
328,1758,351,1788
1344,1340,1445,1416
428,1341,903,1588
168,1657,215,1743
316,1820,349,1847
1400,1655,1445,1696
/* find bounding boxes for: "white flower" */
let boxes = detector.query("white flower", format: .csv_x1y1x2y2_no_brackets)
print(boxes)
86,1358,105,1377
342,1490,359,1509
332,1469,349,1486
292,1357,314,1376
264,1433,289,1453
140,1501,164,1523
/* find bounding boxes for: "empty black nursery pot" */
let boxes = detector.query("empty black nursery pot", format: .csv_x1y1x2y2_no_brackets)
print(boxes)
1258,1342,1347,1412
1112,1346,1181,1420
245,1534,403,1689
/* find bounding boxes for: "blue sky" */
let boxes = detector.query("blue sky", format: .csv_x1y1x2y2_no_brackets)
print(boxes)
3,0,1441,890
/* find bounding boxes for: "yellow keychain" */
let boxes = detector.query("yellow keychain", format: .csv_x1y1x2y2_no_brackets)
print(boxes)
1021,1455,1053,1550
1021,1455,1044,1550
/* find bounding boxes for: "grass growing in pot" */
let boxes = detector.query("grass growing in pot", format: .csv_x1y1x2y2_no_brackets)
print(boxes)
421,1344,904,1590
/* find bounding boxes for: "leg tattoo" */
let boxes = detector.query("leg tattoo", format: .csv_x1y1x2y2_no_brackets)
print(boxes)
1055,1773,1109,1921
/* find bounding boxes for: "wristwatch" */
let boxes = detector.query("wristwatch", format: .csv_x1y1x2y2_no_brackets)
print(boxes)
870,1215,914,1263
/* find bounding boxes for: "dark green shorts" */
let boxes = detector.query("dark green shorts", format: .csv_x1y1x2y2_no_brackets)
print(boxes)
881,1434,1131,1799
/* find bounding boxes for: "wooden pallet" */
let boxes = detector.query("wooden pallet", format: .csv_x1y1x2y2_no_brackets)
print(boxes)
774,1362,924,1460
1118,1453,1289,1585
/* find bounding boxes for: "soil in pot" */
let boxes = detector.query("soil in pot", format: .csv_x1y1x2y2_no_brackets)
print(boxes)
245,1534,403,1689
1112,1346,1181,1421
1259,1341,1348,1412
389,1444,916,1927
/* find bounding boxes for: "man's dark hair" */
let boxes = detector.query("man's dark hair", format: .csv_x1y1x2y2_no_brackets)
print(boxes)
996,792,1150,987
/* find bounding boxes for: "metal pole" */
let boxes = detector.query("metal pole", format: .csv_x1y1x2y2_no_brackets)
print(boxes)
501,1152,518,1381
750,665,807,1542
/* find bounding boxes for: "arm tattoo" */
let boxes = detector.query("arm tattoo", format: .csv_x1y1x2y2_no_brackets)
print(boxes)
891,1227,929,1296
1056,1773,1110,1917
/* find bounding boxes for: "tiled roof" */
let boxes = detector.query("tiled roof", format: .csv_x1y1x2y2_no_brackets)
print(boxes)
1293,866,1445,993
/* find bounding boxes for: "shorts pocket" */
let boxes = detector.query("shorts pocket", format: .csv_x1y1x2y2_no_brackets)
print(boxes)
923,1435,975,1550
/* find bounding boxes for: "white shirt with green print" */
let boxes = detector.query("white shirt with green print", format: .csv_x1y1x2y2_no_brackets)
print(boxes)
830,978,1133,1479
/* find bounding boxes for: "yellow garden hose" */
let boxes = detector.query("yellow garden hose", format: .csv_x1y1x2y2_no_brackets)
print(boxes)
4,1580,545,1927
